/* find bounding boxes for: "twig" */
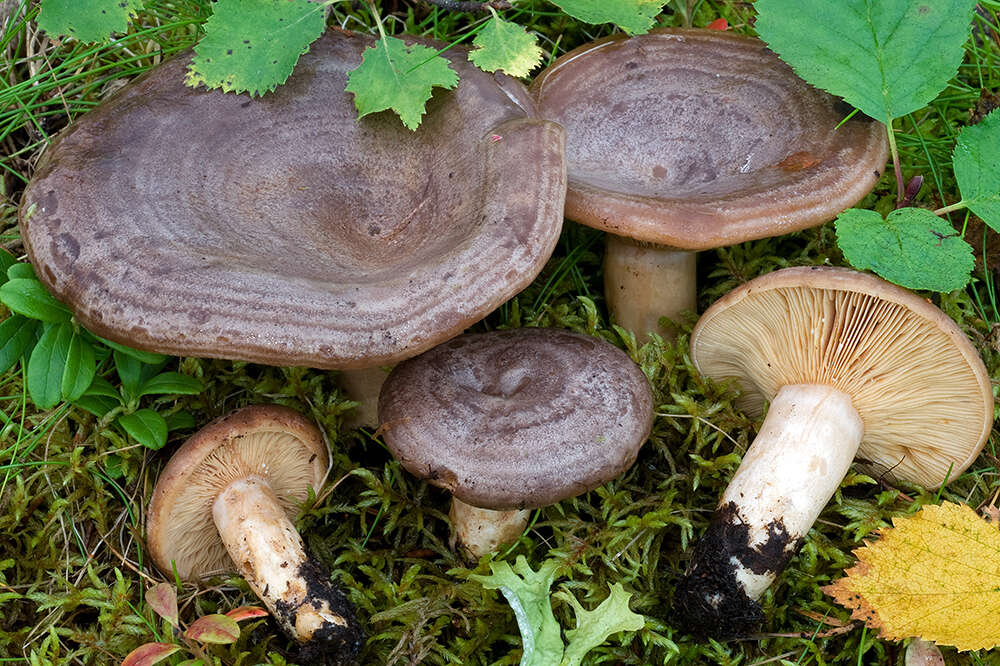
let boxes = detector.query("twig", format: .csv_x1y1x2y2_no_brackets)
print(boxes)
421,0,512,12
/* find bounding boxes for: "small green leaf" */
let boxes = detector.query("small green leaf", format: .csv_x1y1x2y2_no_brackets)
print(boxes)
118,409,168,450
164,410,196,432
27,322,73,409
468,15,543,78
548,0,667,35
345,36,459,131
835,207,974,292
0,279,72,323
6,263,36,280
138,372,203,397
121,642,182,666
184,614,240,644
95,335,168,365
559,583,645,666
114,350,144,403
953,109,1000,232
185,0,327,96
755,0,978,123
62,333,96,401
73,394,120,418
0,315,39,374
81,375,124,402
37,0,142,42
103,453,124,479
0,250,17,285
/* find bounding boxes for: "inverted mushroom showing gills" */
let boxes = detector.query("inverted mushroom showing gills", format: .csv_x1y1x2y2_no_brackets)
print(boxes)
378,328,654,560
19,29,566,374
147,405,363,663
530,29,887,340
673,266,994,638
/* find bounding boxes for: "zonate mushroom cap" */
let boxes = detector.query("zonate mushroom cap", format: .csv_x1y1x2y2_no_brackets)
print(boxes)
147,404,328,579
20,29,566,369
378,328,654,509
690,266,994,487
530,29,888,250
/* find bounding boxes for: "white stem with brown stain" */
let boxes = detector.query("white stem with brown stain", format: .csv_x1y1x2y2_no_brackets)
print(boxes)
603,234,697,342
449,497,531,561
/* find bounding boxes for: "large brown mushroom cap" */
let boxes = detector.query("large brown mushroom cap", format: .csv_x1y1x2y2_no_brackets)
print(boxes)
378,328,654,509
20,29,566,369
530,28,887,249
690,266,994,487
147,405,329,579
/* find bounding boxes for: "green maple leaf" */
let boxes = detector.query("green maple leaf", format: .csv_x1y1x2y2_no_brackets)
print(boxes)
548,0,667,36
468,15,543,78
953,109,1000,233
835,208,974,292
185,0,327,96
37,0,142,42
345,36,459,131
755,0,977,124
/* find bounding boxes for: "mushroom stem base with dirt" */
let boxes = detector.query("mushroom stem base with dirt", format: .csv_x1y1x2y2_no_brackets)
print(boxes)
213,477,363,657
673,384,863,638
603,234,697,342
449,497,531,561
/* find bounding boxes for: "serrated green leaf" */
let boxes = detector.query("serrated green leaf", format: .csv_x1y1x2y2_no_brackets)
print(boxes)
137,372,203,398
954,109,1000,232
755,0,977,123
37,0,142,42
345,36,459,131
468,15,543,78
185,0,327,96
559,583,645,666
0,315,39,374
548,0,666,35
471,557,565,665
0,278,72,323
835,207,974,292
118,409,168,450
7,263,36,280
62,333,96,401
27,322,73,409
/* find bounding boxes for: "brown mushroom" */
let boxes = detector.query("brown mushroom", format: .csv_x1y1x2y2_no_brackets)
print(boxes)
530,28,888,340
18,29,566,380
377,328,655,559
147,405,363,662
672,266,993,638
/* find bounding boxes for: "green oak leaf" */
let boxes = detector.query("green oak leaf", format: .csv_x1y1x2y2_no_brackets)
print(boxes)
346,36,459,131
559,583,645,666
835,207,974,292
755,0,977,123
953,109,1000,232
186,0,327,96
469,15,543,78
37,0,142,42
548,0,667,35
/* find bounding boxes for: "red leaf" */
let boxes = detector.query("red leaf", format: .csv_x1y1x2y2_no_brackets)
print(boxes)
121,642,181,666
225,606,269,623
184,614,240,644
706,18,728,30
145,583,178,627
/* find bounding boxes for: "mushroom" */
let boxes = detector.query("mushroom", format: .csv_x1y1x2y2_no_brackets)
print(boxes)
672,266,994,638
530,28,887,340
147,405,363,662
377,328,654,559
18,29,566,423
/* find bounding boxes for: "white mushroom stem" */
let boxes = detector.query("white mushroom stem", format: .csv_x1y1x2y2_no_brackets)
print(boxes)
339,367,390,429
212,477,352,643
674,384,863,636
449,497,531,561
603,234,697,342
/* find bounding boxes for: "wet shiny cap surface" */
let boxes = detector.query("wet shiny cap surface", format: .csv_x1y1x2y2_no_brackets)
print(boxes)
378,328,655,509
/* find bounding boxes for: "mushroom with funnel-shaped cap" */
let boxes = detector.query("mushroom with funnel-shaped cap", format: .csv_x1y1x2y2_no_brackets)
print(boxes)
530,28,887,340
18,28,567,424
378,328,655,560
147,405,363,663
672,266,994,638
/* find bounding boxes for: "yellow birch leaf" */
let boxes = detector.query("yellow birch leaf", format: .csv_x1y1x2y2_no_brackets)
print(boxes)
823,501,1000,651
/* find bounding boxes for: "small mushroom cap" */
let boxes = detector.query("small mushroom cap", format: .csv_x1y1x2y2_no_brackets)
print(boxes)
147,405,329,579
530,28,888,250
378,328,654,510
690,266,994,487
20,29,566,369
